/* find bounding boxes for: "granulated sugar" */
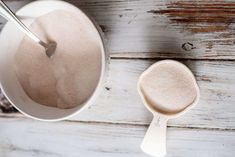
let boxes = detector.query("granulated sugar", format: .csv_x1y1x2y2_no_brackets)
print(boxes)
14,10,102,109
139,62,197,114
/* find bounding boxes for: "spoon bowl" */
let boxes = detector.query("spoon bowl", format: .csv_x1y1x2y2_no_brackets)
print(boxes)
42,41,57,58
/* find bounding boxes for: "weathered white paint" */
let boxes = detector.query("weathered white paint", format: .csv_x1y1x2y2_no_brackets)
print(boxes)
0,118,234,157
0,0,234,59
71,60,235,130
1,60,234,129
0,1,234,157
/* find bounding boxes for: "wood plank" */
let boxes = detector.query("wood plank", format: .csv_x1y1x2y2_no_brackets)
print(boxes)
71,59,235,130
0,59,234,129
1,0,235,59
0,59,234,130
0,118,234,157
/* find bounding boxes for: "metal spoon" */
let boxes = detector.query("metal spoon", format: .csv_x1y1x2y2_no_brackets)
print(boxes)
0,0,56,57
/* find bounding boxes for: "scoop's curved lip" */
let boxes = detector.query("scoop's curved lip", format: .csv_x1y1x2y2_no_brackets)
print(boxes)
0,0,108,122
137,60,200,119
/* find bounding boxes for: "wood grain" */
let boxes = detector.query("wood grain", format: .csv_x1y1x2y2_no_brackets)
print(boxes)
0,0,234,59
0,118,234,157
1,59,234,130
0,1,234,156
71,59,235,130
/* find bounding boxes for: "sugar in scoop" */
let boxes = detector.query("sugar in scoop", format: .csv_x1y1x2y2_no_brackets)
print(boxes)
139,61,198,115
138,60,200,157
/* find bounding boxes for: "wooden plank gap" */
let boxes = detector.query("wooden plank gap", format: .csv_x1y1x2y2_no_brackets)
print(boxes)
110,53,235,61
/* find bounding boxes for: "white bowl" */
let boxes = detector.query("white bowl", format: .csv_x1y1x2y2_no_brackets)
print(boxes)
0,0,107,121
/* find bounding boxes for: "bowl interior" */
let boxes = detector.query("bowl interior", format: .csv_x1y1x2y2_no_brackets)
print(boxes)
0,0,106,121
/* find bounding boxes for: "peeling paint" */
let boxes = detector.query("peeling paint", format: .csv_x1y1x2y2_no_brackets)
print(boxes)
148,0,235,33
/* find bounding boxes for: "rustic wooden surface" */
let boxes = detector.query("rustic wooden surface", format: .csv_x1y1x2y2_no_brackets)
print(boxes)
0,0,235,157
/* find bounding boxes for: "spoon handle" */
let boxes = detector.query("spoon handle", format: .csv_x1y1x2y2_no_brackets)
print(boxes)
141,115,168,157
0,0,43,44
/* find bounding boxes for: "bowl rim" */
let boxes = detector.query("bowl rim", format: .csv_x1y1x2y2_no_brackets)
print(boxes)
0,0,109,121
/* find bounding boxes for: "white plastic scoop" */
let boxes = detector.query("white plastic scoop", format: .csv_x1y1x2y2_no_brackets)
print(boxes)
138,60,200,157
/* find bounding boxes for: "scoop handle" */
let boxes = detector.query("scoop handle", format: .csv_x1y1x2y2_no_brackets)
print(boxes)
141,115,168,157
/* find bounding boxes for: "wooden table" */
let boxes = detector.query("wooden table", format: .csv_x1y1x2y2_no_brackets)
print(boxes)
0,0,235,156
